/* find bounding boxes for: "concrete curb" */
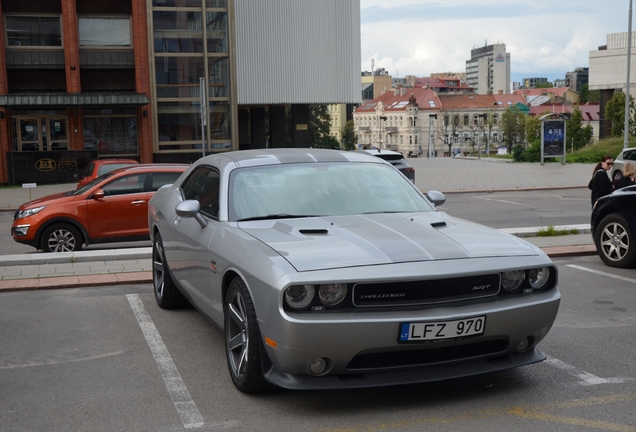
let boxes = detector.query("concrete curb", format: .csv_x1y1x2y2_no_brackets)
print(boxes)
0,247,152,266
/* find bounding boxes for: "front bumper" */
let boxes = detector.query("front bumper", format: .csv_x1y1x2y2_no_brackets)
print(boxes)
258,287,560,390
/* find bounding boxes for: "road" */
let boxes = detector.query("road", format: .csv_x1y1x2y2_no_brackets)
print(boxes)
1,255,634,432
0,188,591,255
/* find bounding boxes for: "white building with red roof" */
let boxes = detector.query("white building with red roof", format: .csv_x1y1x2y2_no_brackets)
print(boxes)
354,89,527,156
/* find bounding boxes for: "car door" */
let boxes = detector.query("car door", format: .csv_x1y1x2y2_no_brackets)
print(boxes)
168,166,222,318
85,173,149,239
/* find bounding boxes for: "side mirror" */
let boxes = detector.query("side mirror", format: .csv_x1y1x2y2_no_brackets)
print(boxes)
93,190,105,199
175,200,207,228
426,190,446,207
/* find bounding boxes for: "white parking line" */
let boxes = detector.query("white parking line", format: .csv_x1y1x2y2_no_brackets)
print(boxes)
545,356,634,386
126,294,204,430
566,264,636,283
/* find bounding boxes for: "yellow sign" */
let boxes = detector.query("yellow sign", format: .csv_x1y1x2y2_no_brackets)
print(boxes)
296,124,308,131
35,158,56,172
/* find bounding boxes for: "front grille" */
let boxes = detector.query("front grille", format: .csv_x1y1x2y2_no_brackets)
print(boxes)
347,339,508,370
353,274,500,307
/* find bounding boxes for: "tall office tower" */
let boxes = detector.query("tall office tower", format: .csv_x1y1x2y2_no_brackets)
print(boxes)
465,43,511,95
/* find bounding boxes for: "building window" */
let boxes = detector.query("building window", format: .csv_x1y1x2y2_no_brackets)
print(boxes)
493,114,498,125
83,108,138,155
473,115,479,126
464,115,469,126
79,17,131,46
444,116,449,126
5,16,61,47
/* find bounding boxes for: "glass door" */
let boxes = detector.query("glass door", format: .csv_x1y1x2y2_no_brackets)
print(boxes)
17,117,41,151
16,116,68,151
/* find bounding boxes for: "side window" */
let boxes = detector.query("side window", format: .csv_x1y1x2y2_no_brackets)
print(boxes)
181,167,220,218
102,174,145,196
151,171,182,191
627,151,636,161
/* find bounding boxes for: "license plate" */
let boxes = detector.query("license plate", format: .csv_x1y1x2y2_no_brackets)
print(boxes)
399,316,486,342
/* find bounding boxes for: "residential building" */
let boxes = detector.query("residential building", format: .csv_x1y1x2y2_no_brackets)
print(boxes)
361,68,392,103
353,88,525,156
0,0,361,184
522,77,549,89
465,43,510,95
565,67,589,92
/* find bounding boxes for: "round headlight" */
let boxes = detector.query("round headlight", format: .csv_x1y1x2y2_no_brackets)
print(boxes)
318,283,348,307
501,270,525,292
528,267,551,290
285,285,315,310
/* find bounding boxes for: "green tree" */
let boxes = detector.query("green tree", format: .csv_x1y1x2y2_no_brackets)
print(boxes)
535,82,554,89
579,84,600,103
525,112,543,144
501,106,527,152
340,120,358,151
308,105,332,147
566,106,593,151
317,135,341,149
604,92,636,136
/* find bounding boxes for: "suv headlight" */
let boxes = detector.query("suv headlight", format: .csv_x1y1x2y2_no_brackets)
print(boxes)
16,206,46,219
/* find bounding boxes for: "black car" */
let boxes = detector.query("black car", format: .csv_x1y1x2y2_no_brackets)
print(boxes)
591,185,636,267
362,149,415,183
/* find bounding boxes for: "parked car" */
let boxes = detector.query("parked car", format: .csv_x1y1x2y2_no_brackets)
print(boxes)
362,149,415,183
610,147,636,182
148,148,560,393
76,158,139,189
12,164,187,252
591,185,636,267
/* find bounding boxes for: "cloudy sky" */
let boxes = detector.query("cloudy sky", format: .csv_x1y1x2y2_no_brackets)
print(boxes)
360,0,631,83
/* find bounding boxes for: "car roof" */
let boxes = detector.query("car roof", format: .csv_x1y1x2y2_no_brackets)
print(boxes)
93,158,139,165
110,163,189,174
195,148,384,169
361,149,403,157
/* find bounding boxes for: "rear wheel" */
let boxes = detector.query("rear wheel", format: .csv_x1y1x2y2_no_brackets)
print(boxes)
153,232,188,308
40,223,83,252
224,277,271,393
595,213,636,268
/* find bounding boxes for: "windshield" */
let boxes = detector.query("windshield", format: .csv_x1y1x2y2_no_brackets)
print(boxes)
229,162,433,221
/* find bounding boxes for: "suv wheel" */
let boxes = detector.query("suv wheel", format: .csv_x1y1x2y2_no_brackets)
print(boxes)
595,213,636,268
41,223,83,252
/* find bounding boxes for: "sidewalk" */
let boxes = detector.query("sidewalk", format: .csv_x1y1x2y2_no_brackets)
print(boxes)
0,158,598,292
0,225,597,292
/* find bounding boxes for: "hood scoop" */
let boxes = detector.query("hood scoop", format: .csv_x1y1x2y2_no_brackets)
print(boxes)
299,229,329,235
430,221,447,228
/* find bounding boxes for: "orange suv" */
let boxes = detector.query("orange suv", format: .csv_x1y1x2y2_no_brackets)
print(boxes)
12,164,188,252
76,158,139,189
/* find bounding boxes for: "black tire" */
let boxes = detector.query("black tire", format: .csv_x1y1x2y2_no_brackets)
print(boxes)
153,232,188,308
613,170,623,182
595,213,636,268
224,277,272,393
40,223,83,252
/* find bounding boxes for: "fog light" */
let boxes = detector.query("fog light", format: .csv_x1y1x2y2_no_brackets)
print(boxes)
517,337,534,352
12,225,30,236
310,357,328,375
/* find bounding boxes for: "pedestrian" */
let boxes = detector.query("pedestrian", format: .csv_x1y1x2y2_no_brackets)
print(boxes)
614,162,636,190
589,154,614,206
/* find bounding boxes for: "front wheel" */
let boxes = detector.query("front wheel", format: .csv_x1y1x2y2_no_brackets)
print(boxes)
595,213,636,268
40,223,83,252
153,232,188,308
224,277,271,393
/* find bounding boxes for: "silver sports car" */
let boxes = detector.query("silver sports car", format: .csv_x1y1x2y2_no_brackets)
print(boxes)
148,148,560,393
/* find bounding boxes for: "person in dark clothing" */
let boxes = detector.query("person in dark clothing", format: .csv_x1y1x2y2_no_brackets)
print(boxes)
589,154,614,206
614,162,636,190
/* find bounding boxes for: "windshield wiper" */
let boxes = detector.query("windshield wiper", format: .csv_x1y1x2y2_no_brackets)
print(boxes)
237,214,319,222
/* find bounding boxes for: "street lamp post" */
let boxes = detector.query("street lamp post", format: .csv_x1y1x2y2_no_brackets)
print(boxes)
378,115,387,150
428,114,437,158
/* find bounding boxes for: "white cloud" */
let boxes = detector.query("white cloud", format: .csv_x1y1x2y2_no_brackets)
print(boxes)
360,0,628,81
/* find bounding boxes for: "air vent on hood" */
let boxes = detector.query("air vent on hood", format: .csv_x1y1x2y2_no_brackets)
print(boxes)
299,229,329,235
430,221,447,228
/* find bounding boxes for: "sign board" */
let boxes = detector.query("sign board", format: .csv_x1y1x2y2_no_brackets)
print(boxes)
539,114,567,165
22,183,37,188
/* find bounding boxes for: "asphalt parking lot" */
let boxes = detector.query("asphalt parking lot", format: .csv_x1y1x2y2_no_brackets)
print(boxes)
1,254,634,432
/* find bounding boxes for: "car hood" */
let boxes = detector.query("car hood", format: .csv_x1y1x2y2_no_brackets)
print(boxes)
19,191,76,209
238,212,539,272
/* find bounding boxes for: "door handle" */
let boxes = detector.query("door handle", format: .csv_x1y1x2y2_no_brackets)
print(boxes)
131,200,146,205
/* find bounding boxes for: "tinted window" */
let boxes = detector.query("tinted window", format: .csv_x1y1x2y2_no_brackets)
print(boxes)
102,174,145,196
181,167,220,218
